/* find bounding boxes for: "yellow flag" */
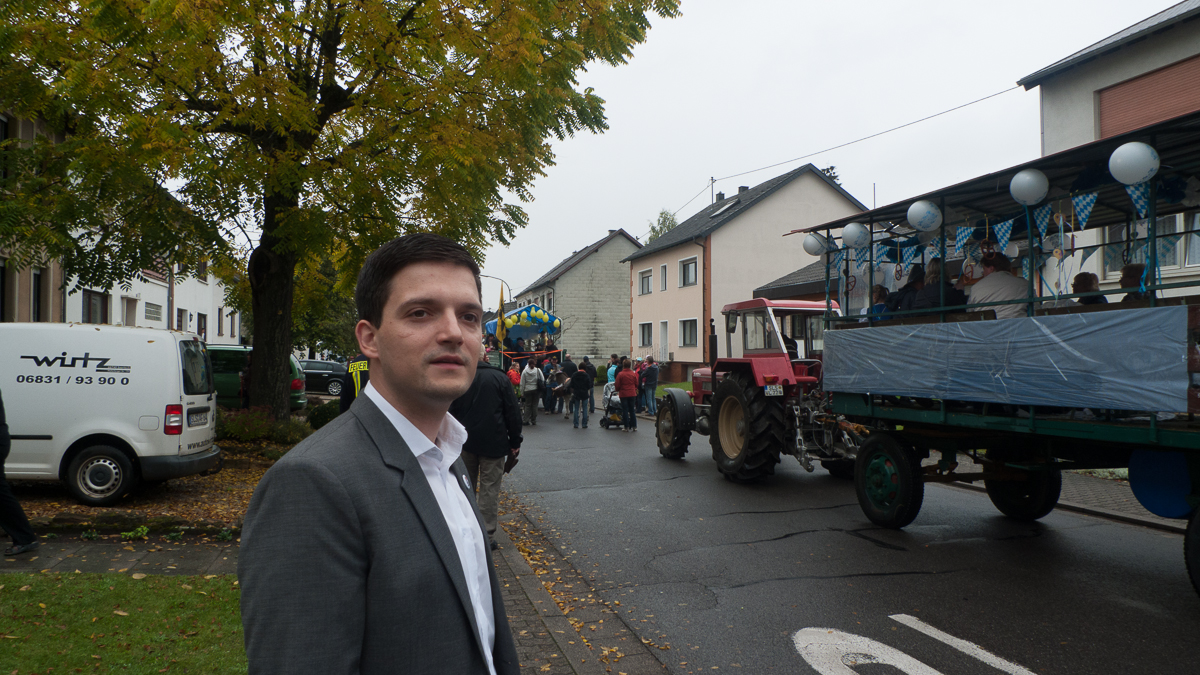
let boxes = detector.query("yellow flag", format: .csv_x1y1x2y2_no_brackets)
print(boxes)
495,284,506,343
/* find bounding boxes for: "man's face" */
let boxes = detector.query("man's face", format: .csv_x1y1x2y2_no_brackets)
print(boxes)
356,261,482,414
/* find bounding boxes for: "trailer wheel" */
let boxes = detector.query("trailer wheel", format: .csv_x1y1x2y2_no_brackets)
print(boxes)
710,372,784,482
66,445,136,507
855,434,923,528
822,460,855,480
1186,509,1200,597
656,390,693,460
984,469,1061,521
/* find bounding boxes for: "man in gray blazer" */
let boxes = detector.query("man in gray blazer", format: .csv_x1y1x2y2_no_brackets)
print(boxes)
239,233,519,674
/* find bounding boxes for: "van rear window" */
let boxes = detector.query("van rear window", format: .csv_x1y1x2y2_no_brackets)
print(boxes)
180,340,214,395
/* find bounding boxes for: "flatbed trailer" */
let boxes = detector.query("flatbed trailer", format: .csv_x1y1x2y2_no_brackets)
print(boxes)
795,111,1200,595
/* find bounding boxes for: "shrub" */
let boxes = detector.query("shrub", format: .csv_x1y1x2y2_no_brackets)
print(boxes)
221,406,275,442
272,418,313,445
308,400,341,431
121,525,149,541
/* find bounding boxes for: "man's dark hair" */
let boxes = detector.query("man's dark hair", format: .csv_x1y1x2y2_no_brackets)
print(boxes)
983,253,1012,273
356,233,482,327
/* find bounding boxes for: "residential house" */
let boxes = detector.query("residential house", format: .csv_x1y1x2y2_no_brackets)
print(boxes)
1017,0,1200,295
513,229,641,360
623,164,865,382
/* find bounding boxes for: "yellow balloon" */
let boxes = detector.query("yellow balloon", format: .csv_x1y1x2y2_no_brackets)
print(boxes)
553,319,560,328
504,317,514,328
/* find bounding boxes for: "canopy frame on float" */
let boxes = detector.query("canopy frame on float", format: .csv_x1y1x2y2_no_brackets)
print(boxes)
485,304,561,341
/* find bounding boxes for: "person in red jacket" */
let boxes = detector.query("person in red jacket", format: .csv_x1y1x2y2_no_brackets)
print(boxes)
615,357,639,432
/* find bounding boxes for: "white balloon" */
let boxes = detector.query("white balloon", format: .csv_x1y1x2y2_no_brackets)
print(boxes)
1109,142,1160,185
803,232,829,256
906,200,942,232
1010,168,1049,206
1005,241,1019,258
841,222,871,249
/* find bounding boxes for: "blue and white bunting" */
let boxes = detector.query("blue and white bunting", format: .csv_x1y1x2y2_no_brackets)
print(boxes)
901,244,919,267
1033,204,1053,239
955,226,972,255
925,237,942,260
995,219,1014,253
1103,244,1121,271
1125,182,1151,219
1078,246,1096,267
1072,192,1099,229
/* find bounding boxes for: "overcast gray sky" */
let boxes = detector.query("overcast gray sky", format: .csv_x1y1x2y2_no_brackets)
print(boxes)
479,0,1181,310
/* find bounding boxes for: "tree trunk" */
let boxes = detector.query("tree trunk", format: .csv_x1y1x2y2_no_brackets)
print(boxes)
248,192,299,420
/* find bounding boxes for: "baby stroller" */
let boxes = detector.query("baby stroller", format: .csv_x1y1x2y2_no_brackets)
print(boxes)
597,382,625,429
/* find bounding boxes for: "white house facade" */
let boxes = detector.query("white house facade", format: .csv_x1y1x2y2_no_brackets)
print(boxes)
623,164,865,382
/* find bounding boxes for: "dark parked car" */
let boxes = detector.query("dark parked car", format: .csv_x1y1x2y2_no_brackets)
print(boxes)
209,345,307,412
300,359,349,395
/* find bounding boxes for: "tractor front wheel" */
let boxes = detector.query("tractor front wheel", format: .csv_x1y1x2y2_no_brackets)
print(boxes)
656,390,693,460
709,372,784,483
854,434,924,529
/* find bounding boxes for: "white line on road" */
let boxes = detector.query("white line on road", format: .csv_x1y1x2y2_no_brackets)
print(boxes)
889,614,1036,675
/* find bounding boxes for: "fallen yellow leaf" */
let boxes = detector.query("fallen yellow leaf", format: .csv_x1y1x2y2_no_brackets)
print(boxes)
131,574,147,580
113,610,128,616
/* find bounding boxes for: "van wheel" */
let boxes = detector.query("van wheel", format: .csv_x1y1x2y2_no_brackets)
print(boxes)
67,446,136,507
327,379,343,396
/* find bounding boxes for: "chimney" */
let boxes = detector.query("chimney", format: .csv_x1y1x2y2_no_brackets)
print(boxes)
738,186,749,194
715,192,725,201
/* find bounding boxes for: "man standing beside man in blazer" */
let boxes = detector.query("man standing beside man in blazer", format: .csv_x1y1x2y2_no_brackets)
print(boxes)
239,233,519,675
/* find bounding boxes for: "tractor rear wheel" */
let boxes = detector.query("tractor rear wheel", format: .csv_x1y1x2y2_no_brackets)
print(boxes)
656,392,691,460
854,434,924,529
709,372,784,483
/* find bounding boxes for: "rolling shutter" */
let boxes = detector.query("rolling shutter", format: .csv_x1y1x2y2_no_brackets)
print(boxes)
1098,53,1200,138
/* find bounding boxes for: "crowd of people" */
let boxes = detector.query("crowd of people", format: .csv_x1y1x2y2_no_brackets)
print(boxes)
504,351,659,431
868,254,1152,322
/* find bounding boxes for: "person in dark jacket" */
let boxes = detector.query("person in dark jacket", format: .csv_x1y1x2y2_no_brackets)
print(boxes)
639,357,660,416
568,366,592,428
581,356,598,413
1,391,39,556
449,349,523,549
912,258,967,314
339,353,370,413
885,264,924,315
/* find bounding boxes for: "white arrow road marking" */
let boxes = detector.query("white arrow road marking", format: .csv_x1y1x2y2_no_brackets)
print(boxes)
889,614,1036,675
793,627,945,675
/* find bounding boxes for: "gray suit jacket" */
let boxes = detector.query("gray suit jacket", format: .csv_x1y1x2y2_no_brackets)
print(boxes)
238,395,520,674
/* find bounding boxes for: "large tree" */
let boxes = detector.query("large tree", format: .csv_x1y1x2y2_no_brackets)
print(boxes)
1,0,679,418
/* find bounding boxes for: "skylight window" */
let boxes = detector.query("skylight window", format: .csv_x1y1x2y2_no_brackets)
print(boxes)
709,199,740,217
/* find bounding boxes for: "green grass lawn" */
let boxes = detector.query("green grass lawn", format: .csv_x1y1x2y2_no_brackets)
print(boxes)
0,573,245,674
655,381,692,399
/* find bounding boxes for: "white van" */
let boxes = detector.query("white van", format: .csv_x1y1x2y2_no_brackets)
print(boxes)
0,323,222,506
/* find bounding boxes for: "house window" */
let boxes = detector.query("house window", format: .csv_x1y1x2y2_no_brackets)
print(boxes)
1185,211,1200,267
198,260,208,277
547,293,553,312
31,269,43,321
145,303,162,322
197,313,207,340
680,257,698,287
639,270,653,295
82,290,109,324
229,310,238,338
1104,215,1187,278
0,257,7,321
176,308,187,331
638,322,653,347
680,319,698,347
660,264,667,291
217,307,224,335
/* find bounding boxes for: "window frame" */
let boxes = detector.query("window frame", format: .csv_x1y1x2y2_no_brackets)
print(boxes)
145,302,162,323
679,317,698,347
638,268,653,296
660,264,667,291
82,290,109,324
679,257,698,288
638,322,653,348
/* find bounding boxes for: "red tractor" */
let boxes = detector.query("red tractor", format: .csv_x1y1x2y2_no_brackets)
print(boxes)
655,299,864,482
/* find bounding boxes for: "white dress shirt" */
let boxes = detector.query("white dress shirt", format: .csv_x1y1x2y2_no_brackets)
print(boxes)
364,383,496,675
968,270,1037,320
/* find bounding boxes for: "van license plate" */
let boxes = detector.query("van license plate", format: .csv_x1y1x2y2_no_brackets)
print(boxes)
188,411,208,427
764,384,784,397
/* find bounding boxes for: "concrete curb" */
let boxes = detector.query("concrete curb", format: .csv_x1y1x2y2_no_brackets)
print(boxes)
27,511,238,535
938,482,1187,534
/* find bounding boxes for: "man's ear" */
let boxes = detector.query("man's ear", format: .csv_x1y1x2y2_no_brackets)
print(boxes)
356,320,380,360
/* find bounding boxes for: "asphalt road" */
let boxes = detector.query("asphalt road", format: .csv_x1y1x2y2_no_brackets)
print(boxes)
504,411,1200,675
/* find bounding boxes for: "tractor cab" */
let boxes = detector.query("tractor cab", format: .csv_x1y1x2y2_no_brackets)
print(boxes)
714,299,838,397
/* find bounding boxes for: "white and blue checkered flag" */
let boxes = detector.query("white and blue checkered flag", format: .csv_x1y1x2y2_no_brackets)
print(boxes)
1033,204,1053,239
1021,256,1030,278
1103,244,1121,271
1079,246,1096,267
827,248,845,269
955,226,972,255
995,219,1014,253
901,244,919,267
873,243,888,264
1125,182,1151,218
1158,233,1182,262
1072,192,1099,229
925,237,942,260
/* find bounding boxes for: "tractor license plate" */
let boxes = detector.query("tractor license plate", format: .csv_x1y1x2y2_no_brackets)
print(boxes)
188,411,208,427
764,384,784,397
